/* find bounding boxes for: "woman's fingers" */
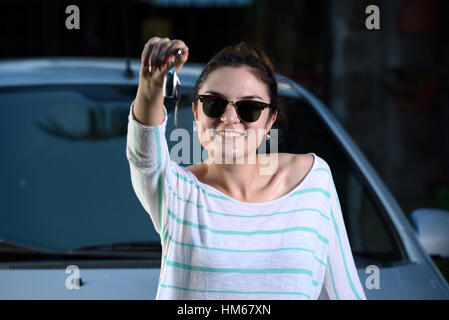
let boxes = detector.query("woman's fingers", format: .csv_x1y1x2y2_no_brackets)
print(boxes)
148,38,168,70
175,46,189,73
156,39,176,70
163,40,185,61
141,36,160,69
158,41,177,68
139,37,189,87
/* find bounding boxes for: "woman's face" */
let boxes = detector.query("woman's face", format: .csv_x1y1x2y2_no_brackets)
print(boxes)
192,66,277,164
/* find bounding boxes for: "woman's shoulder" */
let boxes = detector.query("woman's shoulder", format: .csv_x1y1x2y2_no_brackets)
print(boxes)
279,152,332,171
276,152,316,185
186,162,209,182
277,152,314,170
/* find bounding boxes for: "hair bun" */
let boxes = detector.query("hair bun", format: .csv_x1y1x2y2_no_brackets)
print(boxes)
234,42,275,73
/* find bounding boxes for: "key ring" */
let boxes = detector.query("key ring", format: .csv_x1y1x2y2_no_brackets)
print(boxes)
168,48,183,68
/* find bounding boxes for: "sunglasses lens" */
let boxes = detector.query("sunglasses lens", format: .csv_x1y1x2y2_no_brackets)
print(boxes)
201,96,227,118
199,95,267,122
236,101,263,122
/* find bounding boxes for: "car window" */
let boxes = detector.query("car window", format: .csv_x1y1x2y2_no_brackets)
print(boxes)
0,85,406,266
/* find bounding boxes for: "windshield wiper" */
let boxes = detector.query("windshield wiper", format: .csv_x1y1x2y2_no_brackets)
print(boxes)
0,239,56,255
0,239,81,262
66,241,162,259
0,239,161,259
70,241,162,255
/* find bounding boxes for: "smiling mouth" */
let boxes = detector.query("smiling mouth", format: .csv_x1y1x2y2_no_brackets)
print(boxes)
215,130,247,138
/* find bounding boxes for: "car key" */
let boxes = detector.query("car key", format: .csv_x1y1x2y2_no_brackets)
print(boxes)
162,48,183,101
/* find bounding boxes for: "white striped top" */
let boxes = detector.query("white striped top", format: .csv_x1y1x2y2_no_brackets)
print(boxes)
126,103,367,300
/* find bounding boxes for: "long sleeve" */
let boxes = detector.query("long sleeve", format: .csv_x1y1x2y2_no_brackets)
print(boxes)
320,176,367,300
126,101,172,236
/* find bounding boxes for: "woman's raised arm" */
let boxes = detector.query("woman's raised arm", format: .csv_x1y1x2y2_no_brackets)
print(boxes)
126,37,189,235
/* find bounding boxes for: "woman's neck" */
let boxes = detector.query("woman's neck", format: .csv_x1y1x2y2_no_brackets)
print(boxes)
203,155,274,201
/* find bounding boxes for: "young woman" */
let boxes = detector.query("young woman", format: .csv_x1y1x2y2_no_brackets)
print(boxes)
126,37,367,300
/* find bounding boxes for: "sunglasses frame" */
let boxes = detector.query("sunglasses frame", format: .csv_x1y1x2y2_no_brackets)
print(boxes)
197,94,272,122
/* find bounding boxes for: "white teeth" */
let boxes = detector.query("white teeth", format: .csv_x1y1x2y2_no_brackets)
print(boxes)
218,131,245,137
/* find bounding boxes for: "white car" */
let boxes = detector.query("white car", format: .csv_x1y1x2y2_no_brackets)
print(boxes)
0,57,448,299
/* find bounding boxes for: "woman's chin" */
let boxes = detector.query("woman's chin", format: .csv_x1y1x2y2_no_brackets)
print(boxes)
208,148,259,165
202,134,261,165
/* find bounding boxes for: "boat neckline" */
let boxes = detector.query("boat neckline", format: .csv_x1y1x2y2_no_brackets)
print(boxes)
188,152,317,206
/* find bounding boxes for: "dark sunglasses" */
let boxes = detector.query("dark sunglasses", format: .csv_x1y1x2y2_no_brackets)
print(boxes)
197,94,272,123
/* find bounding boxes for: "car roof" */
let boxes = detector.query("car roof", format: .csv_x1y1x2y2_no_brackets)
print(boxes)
0,57,298,96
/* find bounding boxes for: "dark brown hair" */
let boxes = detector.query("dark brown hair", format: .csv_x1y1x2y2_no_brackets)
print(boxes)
192,42,288,135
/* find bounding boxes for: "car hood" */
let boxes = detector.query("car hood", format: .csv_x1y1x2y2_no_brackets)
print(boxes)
1,263,448,299
0,267,160,300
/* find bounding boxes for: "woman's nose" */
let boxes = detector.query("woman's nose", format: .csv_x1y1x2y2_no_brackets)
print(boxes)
220,102,240,123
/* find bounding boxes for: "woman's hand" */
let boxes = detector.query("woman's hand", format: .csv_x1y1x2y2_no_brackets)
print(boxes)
133,37,189,126
139,37,189,98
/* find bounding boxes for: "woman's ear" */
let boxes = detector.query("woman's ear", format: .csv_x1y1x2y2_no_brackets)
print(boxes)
266,109,278,131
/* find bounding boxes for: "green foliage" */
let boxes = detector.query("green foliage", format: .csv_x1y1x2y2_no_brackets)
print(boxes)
429,186,449,212
432,258,449,285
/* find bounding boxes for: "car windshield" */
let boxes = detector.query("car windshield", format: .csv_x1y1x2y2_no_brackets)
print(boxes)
0,85,157,252
0,85,405,266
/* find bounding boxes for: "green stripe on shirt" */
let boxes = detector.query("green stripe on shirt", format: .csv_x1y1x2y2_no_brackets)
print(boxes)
154,127,164,234
170,168,230,200
327,256,339,300
330,206,361,300
167,234,317,254
159,283,311,299
167,209,329,243
289,187,331,198
165,258,314,276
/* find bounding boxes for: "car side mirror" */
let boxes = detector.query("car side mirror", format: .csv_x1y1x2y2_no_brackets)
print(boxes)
410,208,449,258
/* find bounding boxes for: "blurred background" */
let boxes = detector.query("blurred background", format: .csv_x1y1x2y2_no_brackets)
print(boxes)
1,0,448,278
